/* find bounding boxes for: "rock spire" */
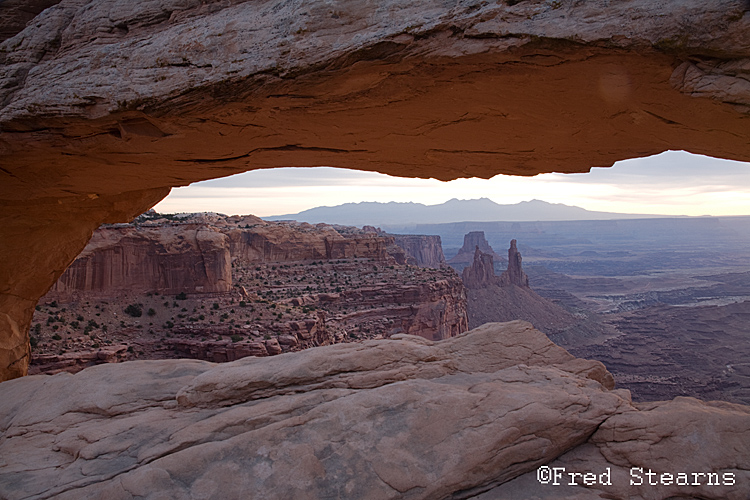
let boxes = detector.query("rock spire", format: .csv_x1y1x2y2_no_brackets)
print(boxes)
461,246,499,289
498,239,529,287
462,239,529,290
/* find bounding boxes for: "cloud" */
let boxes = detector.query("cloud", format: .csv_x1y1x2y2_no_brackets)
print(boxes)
154,151,750,217
194,167,400,189
551,151,750,188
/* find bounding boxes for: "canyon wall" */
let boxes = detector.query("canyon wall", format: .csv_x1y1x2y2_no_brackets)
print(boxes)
336,278,468,341
49,224,232,296
37,217,467,363
49,218,401,300
225,223,393,265
391,234,446,268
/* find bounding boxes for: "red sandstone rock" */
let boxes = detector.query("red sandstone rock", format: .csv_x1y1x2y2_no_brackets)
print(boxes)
28,344,128,375
3,0,750,381
497,239,529,288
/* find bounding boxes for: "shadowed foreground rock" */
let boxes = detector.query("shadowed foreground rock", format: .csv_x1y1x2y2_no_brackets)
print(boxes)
1,321,747,499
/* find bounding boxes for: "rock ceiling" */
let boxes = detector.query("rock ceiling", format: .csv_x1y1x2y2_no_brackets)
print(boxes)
0,0,749,379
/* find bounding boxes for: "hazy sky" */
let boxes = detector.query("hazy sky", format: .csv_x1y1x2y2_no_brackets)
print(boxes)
153,151,750,217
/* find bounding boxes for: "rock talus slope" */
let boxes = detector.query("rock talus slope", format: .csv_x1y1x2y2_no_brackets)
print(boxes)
1,322,748,499
2,0,750,379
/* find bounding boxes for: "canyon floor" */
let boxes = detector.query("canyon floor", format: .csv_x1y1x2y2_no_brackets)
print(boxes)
506,219,750,406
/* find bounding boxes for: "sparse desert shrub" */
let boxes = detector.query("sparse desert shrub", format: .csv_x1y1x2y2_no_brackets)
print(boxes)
175,292,187,300
124,304,142,317
231,334,242,343
51,334,61,341
147,308,156,317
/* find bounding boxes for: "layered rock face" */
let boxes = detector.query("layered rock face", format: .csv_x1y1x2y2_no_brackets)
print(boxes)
0,0,61,42
226,223,394,264
49,224,231,296
2,322,748,500
463,240,577,333
2,0,750,380
333,278,468,341
392,234,446,268
48,217,400,301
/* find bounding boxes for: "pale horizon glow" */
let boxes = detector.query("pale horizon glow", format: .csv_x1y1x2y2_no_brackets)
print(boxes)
153,151,750,218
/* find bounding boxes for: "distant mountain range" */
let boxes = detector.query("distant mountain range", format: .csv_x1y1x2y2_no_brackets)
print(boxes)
264,199,674,228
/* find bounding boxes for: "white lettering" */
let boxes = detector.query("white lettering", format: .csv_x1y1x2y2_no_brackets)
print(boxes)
553,467,565,485
567,471,582,485
630,467,643,486
723,472,736,486
536,466,552,485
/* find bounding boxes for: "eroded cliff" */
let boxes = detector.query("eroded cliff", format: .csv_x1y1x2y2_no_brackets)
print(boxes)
50,223,232,296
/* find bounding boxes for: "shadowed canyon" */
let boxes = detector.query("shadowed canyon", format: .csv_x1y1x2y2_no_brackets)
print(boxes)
1,0,750,498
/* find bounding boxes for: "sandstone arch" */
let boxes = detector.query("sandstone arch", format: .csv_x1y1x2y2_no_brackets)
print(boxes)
1,0,749,380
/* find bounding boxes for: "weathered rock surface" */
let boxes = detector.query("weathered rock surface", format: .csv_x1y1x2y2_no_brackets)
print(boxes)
0,0,61,42
0,322,617,499
476,397,750,499
27,344,128,375
2,322,748,499
329,278,468,341
2,0,750,380
392,234,446,268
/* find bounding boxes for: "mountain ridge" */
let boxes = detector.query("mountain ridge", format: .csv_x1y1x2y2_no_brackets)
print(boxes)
264,198,680,227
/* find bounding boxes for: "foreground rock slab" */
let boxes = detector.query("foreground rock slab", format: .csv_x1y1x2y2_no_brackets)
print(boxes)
0,321,616,499
1,321,747,499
